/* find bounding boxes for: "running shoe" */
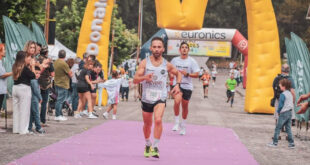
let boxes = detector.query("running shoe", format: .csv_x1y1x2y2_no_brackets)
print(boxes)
180,126,186,135
144,146,152,158
288,143,295,149
36,128,46,134
81,110,88,116
92,112,99,117
61,116,68,121
88,113,98,119
27,130,34,135
172,123,179,131
54,116,66,121
151,147,159,158
103,112,108,119
112,115,116,120
74,113,82,118
267,142,277,147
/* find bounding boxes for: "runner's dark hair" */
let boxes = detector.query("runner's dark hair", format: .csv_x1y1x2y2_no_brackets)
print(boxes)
151,37,164,45
179,41,189,49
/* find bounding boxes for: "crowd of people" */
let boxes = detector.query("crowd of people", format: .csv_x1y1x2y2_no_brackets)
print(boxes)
2,37,310,157
0,40,134,134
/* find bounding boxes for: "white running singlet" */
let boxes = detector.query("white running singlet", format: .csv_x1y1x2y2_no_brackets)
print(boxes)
141,57,168,104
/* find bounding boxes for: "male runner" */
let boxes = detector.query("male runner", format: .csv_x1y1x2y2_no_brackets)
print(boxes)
201,70,211,98
171,42,200,135
134,37,181,158
225,73,237,107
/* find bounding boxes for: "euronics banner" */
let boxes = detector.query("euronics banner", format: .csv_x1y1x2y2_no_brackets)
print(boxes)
167,40,231,57
165,28,236,41
140,28,246,59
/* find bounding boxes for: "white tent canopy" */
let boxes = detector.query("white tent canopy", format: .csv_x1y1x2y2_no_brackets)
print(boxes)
48,39,76,60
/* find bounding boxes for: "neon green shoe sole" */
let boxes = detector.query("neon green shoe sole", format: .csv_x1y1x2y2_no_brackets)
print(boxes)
144,146,152,157
151,147,159,158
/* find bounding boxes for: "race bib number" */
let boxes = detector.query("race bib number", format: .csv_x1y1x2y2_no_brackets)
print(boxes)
231,89,235,92
203,80,209,84
146,89,162,102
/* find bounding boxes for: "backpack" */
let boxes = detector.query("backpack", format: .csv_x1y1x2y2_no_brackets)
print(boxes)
273,74,289,99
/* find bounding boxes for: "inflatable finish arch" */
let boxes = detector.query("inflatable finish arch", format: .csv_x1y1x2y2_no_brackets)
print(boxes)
156,0,281,114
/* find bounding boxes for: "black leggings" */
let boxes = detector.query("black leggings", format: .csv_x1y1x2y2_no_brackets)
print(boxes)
0,94,5,110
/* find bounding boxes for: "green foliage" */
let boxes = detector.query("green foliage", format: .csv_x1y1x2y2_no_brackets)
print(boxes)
110,5,139,65
0,0,46,41
274,0,310,55
55,0,87,51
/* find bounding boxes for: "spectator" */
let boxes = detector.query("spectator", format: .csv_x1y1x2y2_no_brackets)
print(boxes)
71,57,81,113
297,92,310,114
12,51,35,134
75,60,97,119
37,45,54,127
79,52,88,69
28,66,45,134
240,66,244,84
53,50,72,121
23,40,36,57
268,79,295,148
229,60,235,69
0,44,12,133
121,71,129,101
129,61,136,78
66,58,75,111
102,71,122,120
271,64,296,127
35,42,42,57
90,60,104,114
124,61,129,72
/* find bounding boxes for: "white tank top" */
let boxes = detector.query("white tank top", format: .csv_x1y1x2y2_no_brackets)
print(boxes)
141,57,168,104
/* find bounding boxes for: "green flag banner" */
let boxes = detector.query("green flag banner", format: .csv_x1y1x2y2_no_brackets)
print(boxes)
16,23,37,44
32,22,47,46
285,32,310,122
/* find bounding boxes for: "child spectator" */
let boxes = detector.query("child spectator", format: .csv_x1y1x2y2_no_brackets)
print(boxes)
120,72,129,101
102,71,122,120
268,79,295,148
28,66,45,134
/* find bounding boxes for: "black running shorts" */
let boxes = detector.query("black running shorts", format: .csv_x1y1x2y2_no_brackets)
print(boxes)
171,85,193,101
226,90,235,98
77,87,90,93
212,77,216,81
203,85,209,89
90,87,97,93
180,87,192,101
141,100,166,113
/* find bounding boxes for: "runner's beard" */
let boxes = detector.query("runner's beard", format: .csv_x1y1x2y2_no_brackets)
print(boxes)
153,53,161,60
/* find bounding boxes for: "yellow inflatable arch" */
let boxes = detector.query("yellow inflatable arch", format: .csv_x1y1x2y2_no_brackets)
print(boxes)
156,0,280,114
77,0,280,113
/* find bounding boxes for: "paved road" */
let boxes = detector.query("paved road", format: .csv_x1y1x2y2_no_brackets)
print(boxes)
1,73,310,165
